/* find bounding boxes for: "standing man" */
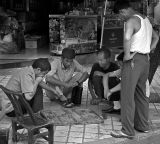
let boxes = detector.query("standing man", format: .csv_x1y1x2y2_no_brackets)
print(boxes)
111,1,159,138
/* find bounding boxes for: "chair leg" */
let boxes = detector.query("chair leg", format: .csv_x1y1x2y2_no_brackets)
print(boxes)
48,125,54,144
28,130,34,144
12,121,17,142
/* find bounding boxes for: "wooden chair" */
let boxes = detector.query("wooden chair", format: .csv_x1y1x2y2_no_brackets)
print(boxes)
0,85,54,144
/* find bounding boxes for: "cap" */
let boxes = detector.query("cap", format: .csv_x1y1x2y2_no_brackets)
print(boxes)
62,48,76,59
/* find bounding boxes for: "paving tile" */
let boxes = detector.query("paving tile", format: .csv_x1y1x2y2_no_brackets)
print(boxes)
69,131,83,138
112,121,122,126
103,124,113,130
99,134,112,139
85,127,98,133
83,138,96,143
104,119,112,125
112,117,120,121
70,125,84,132
54,136,67,143
68,137,83,143
54,130,69,137
84,132,98,139
113,125,122,131
85,124,98,129
56,126,70,131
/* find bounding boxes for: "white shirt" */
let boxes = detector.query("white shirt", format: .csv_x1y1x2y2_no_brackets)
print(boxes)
130,14,152,54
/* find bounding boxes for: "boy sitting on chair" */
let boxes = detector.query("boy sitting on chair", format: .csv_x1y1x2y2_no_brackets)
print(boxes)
45,48,89,108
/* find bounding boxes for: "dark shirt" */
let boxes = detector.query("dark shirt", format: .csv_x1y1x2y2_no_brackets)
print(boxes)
89,62,119,82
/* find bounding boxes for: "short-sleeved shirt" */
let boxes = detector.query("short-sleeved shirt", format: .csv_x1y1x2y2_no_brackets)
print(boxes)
47,58,87,82
89,62,119,82
1,66,35,113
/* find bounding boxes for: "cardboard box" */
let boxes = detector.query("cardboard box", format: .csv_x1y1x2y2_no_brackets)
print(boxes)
25,36,45,49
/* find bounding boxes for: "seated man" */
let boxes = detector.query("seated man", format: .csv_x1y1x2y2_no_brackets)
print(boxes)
0,58,59,119
88,48,121,113
45,48,89,107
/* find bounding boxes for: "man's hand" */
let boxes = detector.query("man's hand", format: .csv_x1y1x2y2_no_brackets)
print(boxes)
94,71,104,77
123,52,137,61
36,76,43,84
104,90,112,100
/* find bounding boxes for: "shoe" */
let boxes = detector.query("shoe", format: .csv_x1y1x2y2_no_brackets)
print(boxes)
110,131,134,139
134,128,149,133
108,108,121,115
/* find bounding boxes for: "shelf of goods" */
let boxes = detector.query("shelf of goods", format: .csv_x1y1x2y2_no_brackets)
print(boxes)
49,15,98,55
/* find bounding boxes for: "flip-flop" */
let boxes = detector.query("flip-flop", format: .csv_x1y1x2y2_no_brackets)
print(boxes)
110,131,134,139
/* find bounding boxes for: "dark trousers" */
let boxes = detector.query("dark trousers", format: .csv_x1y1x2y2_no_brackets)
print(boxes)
92,75,120,101
121,54,149,136
6,86,43,117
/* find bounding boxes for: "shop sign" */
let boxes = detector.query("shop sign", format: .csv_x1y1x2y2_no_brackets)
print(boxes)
103,27,123,48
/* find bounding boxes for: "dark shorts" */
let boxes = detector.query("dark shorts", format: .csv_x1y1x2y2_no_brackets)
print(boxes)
92,75,120,101
108,77,120,101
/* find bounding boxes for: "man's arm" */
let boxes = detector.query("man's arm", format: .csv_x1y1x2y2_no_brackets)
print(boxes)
39,81,59,98
108,69,121,78
150,29,159,51
46,75,68,87
110,83,121,94
77,72,89,84
123,19,135,61
24,77,43,101
73,60,89,84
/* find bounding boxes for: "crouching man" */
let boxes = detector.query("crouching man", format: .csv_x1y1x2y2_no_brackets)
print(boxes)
88,48,121,112
45,48,89,108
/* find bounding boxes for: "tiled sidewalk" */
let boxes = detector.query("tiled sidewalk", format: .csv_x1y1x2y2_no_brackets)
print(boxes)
1,67,160,144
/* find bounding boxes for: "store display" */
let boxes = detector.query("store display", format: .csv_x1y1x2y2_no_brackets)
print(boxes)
49,15,97,55
49,15,61,43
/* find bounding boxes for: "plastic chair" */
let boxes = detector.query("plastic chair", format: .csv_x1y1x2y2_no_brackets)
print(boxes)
0,85,54,144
